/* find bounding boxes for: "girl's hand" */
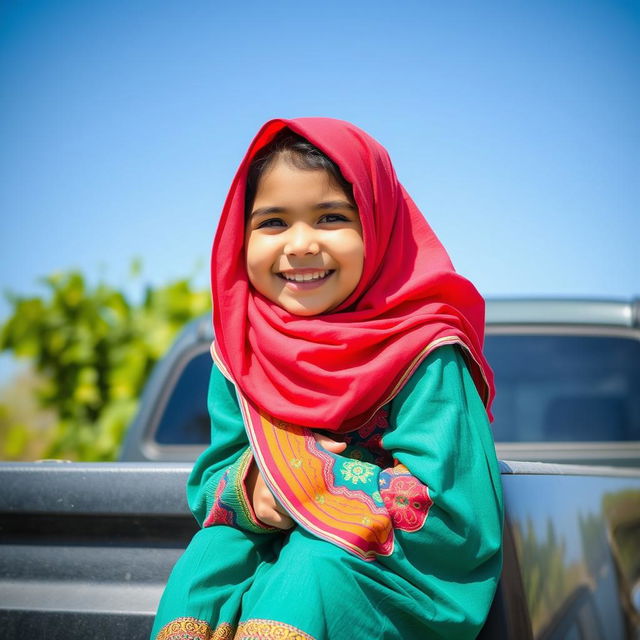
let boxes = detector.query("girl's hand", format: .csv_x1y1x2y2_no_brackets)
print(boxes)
246,433,346,529
313,432,348,454
246,462,294,530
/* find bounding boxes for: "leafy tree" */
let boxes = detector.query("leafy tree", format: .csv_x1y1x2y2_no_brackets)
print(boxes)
0,269,210,461
0,366,56,460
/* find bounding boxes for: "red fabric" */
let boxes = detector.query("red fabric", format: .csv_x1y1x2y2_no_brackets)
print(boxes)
211,117,494,431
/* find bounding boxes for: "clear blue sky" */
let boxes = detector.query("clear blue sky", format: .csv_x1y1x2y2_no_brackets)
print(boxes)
1,0,638,317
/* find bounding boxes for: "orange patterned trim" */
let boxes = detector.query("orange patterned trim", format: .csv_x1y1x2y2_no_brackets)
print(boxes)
239,400,394,561
236,618,316,640
155,618,233,640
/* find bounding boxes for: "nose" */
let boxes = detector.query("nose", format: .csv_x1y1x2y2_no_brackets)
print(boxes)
284,222,320,256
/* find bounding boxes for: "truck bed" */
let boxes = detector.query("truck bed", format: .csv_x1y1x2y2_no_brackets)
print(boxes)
1,460,639,639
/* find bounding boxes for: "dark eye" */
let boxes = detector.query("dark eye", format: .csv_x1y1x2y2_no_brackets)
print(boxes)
257,218,286,229
320,213,349,224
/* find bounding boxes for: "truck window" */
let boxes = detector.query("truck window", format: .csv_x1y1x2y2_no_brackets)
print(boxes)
154,352,212,445
485,335,640,443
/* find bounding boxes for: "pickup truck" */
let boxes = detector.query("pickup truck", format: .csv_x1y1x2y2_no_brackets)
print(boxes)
1,298,639,639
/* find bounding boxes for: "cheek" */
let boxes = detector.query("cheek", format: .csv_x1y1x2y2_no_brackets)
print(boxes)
340,232,365,277
245,234,267,287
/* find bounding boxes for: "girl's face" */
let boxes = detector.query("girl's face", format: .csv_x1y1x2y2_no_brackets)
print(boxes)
245,156,364,316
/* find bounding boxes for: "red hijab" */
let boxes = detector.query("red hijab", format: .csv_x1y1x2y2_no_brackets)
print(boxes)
211,118,494,431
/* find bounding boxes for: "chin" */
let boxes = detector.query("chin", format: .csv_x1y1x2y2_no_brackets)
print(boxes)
285,305,326,317
279,299,331,317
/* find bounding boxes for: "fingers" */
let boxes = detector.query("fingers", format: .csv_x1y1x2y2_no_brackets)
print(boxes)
248,462,295,530
313,431,347,454
254,487,294,529
261,507,294,530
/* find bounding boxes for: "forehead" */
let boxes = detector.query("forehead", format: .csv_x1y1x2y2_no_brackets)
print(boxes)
253,156,351,205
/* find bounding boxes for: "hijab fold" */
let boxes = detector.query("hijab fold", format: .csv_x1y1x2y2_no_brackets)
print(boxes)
211,117,494,431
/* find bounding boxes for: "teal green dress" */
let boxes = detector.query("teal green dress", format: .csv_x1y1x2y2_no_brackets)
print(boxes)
151,345,503,640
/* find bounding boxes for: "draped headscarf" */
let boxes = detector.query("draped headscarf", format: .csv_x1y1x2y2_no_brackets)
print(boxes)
211,117,494,431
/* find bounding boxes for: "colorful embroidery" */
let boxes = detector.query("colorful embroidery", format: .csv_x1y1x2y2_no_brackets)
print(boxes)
379,466,432,532
342,408,393,468
339,459,375,484
239,398,394,561
155,618,233,640
236,618,315,640
203,473,236,527
203,450,276,533
156,619,313,640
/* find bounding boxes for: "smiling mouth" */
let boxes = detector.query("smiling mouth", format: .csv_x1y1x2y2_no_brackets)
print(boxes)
277,270,334,283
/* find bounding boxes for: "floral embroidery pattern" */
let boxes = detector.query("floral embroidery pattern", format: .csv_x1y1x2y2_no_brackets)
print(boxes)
155,618,233,640
156,618,314,640
339,459,375,484
342,408,393,468
236,618,316,639
379,469,432,532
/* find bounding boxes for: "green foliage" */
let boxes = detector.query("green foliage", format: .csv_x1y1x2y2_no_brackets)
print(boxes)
0,367,56,460
0,268,210,461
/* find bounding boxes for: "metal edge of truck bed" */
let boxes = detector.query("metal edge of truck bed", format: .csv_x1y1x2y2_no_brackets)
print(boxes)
1,459,638,516
0,461,194,515
499,459,640,477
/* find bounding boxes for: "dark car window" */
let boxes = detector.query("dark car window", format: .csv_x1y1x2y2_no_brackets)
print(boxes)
154,351,212,445
485,335,640,442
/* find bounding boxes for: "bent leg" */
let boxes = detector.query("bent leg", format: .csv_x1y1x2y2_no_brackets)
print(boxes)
237,528,420,640
151,526,279,639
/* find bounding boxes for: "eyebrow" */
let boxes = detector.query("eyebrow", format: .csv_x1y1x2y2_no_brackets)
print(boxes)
250,200,356,219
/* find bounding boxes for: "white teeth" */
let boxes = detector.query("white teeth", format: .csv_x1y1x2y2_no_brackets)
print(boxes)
282,270,330,282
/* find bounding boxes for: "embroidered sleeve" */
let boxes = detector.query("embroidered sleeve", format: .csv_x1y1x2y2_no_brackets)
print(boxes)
337,408,433,535
202,448,277,533
378,464,433,533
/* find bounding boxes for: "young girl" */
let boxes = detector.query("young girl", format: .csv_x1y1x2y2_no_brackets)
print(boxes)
151,118,503,640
